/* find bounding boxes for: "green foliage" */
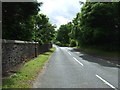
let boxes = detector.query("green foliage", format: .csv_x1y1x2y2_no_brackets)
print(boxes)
56,24,71,46
2,2,55,44
32,14,56,44
2,48,55,88
56,2,120,51
2,2,41,41
70,39,76,47
55,41,62,46
72,2,120,51
52,31,58,44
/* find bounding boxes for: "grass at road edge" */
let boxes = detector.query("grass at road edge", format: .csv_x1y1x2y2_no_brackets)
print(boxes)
2,47,55,88
74,46,120,57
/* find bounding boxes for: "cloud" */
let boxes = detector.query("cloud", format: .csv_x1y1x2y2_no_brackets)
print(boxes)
38,0,85,29
54,16,70,28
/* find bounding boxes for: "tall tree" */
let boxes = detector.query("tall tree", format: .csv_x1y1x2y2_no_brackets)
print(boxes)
2,2,41,40
33,14,56,44
71,2,120,51
56,24,71,46
56,2,120,51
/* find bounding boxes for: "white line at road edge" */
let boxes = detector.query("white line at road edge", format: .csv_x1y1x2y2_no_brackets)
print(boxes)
66,49,71,55
73,57,84,66
68,52,72,55
96,74,117,90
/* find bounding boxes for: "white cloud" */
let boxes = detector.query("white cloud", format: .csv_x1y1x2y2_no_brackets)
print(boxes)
54,16,70,28
38,0,86,29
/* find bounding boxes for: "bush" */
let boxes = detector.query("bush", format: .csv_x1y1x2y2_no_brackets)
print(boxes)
70,39,76,47
55,41,62,46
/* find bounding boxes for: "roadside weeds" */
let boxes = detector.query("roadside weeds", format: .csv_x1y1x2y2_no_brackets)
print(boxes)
2,47,55,88
73,47,120,67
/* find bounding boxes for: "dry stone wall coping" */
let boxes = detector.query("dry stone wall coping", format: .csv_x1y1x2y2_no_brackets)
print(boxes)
2,39,39,44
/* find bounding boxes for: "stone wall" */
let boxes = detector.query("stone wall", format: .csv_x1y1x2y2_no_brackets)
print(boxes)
2,39,52,74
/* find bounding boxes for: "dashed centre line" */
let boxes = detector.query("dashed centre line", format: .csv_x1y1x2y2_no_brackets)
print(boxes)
73,57,84,66
67,49,117,89
96,74,117,90
68,52,72,55
66,50,84,66
66,48,117,89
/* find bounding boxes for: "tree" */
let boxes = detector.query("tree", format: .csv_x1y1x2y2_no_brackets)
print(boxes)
56,2,120,51
33,14,56,44
56,24,71,46
2,2,41,40
70,2,120,51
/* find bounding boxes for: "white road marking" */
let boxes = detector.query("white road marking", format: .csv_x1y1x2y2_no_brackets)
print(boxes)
68,52,72,55
116,64,120,67
66,50,68,52
107,61,110,63
66,49,71,55
96,74,117,90
73,57,84,66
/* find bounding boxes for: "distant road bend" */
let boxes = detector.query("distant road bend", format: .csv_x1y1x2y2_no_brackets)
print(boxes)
33,45,119,89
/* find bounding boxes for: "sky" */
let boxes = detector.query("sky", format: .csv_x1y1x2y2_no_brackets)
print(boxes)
37,0,86,29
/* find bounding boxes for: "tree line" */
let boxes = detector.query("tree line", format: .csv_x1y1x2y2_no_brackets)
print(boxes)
55,2,120,51
2,2,56,45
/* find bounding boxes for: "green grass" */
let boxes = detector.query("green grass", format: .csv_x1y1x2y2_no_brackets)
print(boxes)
2,47,55,88
75,46,120,57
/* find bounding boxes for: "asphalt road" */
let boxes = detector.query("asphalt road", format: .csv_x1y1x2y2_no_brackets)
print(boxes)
33,45,119,89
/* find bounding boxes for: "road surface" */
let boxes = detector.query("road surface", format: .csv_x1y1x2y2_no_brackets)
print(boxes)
33,45,119,89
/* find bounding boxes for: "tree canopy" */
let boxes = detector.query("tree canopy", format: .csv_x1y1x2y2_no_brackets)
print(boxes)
2,2,41,40
55,2,120,51
56,23,71,46
33,14,56,44
2,2,56,45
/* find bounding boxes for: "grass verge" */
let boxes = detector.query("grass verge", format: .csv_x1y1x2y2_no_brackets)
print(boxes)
74,46,120,57
2,47,55,88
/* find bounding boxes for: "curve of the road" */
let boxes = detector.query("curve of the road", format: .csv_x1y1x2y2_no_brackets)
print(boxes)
33,45,119,89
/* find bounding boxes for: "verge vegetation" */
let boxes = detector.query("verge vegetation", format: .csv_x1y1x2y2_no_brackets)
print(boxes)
2,47,55,88
54,2,120,57
74,46,120,57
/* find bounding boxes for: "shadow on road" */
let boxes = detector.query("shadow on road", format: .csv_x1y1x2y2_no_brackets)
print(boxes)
69,48,120,68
